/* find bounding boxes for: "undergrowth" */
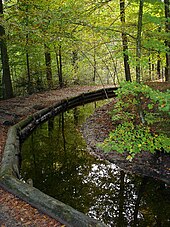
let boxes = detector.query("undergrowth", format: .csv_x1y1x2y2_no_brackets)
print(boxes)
99,82,170,160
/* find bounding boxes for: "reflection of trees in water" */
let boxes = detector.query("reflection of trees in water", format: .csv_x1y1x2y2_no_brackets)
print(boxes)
117,171,126,227
73,107,79,126
21,104,170,227
79,162,170,226
84,163,142,226
132,177,148,227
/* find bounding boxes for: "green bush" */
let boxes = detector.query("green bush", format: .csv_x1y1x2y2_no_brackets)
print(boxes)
99,82,170,160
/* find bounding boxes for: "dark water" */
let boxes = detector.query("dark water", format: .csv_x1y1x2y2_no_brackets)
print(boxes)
21,101,170,227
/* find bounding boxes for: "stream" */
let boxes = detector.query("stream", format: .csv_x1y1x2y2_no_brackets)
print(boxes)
21,100,170,227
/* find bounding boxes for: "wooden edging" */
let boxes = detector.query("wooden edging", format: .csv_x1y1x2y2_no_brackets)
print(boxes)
0,87,117,227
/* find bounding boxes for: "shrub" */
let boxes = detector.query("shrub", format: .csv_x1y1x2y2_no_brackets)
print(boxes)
99,82,170,160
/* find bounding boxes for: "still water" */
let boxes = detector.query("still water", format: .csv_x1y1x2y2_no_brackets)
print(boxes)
21,101,170,227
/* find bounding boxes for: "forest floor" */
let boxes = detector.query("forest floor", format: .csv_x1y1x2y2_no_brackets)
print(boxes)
0,82,169,226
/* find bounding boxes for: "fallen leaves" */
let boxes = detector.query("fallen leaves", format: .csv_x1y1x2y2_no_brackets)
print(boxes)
0,188,62,226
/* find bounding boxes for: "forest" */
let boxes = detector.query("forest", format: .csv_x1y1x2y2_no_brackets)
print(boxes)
0,1,170,226
0,0,170,99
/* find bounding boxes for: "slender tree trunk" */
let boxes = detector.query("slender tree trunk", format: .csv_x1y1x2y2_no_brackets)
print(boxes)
56,45,63,88
164,0,170,81
120,0,131,82
58,45,63,87
113,60,119,84
26,51,31,92
157,27,161,80
0,0,13,99
162,66,164,79
25,4,32,94
93,44,97,83
72,50,79,84
157,51,161,80
72,51,78,71
136,0,144,83
56,49,60,85
151,58,155,81
148,55,151,81
26,34,31,93
44,44,53,89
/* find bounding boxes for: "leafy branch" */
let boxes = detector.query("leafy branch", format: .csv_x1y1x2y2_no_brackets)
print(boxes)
99,82,170,159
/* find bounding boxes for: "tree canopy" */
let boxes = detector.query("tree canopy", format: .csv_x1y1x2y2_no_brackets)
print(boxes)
0,0,169,98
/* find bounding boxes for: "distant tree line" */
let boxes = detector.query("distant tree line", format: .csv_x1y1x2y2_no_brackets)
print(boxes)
0,0,169,99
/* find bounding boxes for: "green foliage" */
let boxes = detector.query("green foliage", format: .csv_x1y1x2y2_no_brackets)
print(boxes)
1,0,169,96
100,82,170,159
101,122,170,159
112,81,170,121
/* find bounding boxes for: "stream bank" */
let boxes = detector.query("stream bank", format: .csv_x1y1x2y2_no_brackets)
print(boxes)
82,100,170,185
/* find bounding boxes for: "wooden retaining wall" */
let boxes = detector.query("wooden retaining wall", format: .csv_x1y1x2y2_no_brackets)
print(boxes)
0,87,117,227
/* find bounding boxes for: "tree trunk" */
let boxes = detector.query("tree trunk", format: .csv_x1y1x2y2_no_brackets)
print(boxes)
26,50,31,93
0,0,13,99
25,5,32,94
148,55,151,81
164,0,170,81
93,44,97,83
157,27,161,80
26,32,31,94
56,45,63,88
151,58,155,81
44,44,53,89
72,50,79,84
136,0,144,83
157,51,161,80
120,0,131,82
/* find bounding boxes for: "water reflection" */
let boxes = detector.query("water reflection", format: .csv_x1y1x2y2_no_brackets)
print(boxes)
21,102,170,226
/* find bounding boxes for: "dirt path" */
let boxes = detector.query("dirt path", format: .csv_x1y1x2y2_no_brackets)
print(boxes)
0,85,113,227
